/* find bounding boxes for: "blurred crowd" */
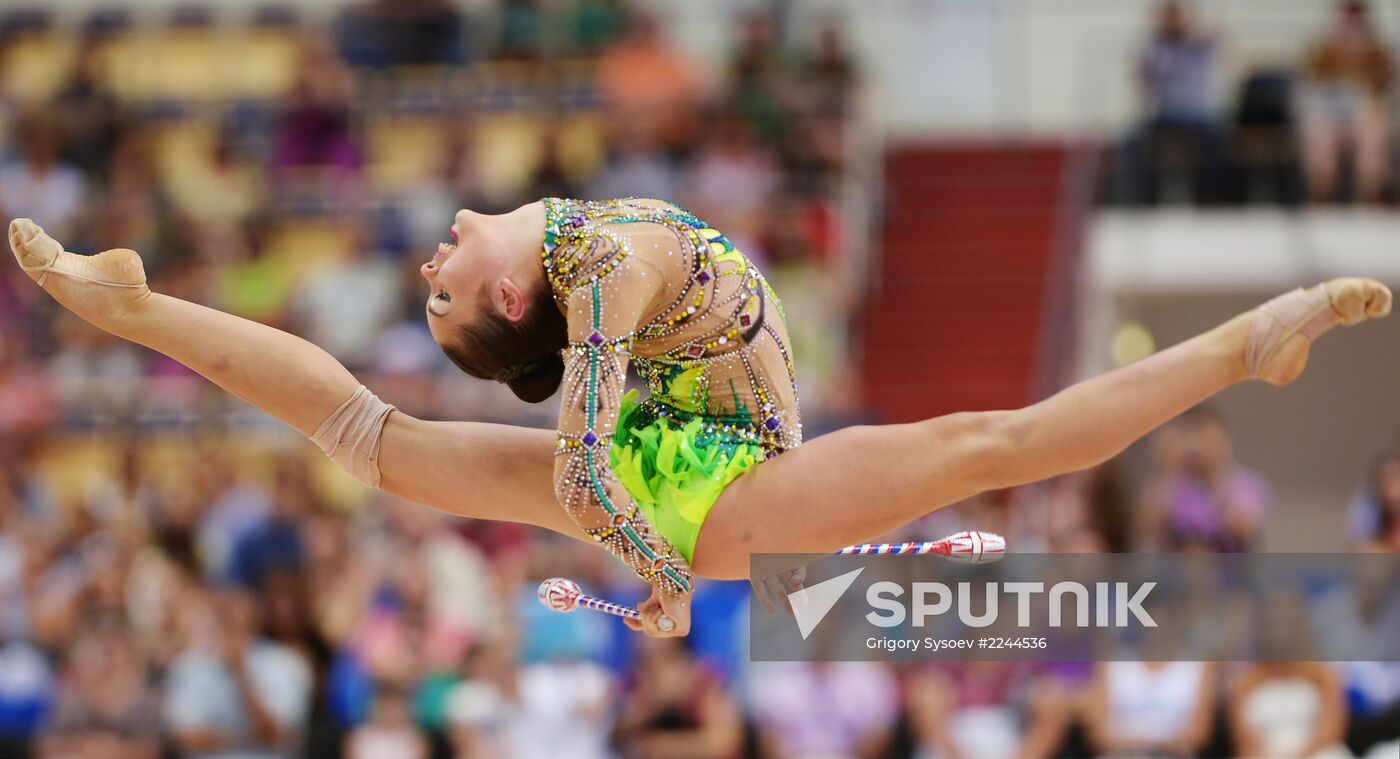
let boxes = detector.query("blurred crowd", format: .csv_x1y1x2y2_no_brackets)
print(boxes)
1112,0,1400,207
0,406,1397,759
0,2,1397,759
0,0,864,431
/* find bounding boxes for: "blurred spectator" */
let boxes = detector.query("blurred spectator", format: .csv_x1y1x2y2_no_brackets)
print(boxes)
227,461,313,590
1233,68,1307,206
445,638,519,757
514,544,619,668
0,635,51,757
595,12,704,147
1311,548,1400,754
372,0,465,67
50,38,124,180
393,123,494,256
195,452,274,584
585,123,682,203
171,126,265,259
567,0,631,55
345,682,428,759
729,12,795,144
1084,661,1217,758
1036,463,1133,552
289,226,400,370
751,661,898,759
1141,407,1271,552
0,110,86,240
334,1,463,68
44,314,144,422
82,127,177,273
40,622,160,759
523,128,582,203
379,497,502,644
684,113,778,247
495,0,546,61
1122,0,1228,205
272,39,362,194
448,632,616,759
0,335,57,433
905,662,1072,759
1341,659,1400,758
1345,449,1400,548
612,636,745,759
214,219,298,325
1299,0,1393,204
163,587,312,759
798,20,859,118
1228,662,1350,759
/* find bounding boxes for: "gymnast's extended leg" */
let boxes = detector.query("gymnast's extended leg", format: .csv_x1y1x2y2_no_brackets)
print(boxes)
694,278,1392,579
8,220,575,538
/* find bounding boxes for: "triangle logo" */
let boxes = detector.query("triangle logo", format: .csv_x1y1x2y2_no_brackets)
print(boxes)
787,567,865,640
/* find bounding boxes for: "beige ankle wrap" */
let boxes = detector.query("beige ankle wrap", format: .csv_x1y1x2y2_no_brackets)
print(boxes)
310,385,394,488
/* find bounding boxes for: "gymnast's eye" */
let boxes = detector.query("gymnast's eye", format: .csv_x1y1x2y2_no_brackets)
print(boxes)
434,291,451,304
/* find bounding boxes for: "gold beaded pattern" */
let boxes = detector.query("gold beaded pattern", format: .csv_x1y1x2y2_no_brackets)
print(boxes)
544,197,803,596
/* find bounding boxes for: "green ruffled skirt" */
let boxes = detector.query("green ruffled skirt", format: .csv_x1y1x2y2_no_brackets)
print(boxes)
610,390,763,562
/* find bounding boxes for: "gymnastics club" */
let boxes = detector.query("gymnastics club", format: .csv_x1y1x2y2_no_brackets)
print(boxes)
537,576,642,620
836,529,1006,561
538,531,1005,621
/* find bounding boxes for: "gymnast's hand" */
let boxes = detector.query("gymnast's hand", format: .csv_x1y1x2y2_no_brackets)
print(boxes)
751,566,808,617
625,585,692,638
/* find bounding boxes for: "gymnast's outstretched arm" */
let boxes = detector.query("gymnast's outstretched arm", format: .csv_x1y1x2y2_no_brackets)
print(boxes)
8,220,578,538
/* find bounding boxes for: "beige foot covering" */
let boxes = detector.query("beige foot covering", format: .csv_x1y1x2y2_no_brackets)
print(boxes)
1244,285,1338,378
9,218,147,288
310,385,395,488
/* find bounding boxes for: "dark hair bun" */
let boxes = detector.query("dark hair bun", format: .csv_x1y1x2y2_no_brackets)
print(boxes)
507,352,565,403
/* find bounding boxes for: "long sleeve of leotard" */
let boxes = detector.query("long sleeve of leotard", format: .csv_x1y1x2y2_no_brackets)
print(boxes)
549,228,694,598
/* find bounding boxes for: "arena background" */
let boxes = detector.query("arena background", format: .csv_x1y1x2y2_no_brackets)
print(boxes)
1,1,1398,758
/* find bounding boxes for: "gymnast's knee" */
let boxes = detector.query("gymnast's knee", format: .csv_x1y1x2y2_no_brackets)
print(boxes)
308,385,395,488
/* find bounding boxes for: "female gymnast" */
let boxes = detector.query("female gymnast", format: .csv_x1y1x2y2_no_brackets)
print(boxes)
8,198,1391,638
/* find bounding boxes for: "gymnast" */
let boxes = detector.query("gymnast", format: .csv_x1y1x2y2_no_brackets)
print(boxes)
8,197,1391,637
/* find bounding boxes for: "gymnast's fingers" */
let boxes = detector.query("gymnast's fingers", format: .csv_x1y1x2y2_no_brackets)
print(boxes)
750,578,778,614
640,599,684,637
780,566,807,595
633,594,666,636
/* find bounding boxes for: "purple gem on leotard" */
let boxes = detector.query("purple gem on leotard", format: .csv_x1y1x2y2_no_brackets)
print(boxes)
697,270,711,284
567,215,585,227
764,416,780,431
587,331,605,346
582,431,599,447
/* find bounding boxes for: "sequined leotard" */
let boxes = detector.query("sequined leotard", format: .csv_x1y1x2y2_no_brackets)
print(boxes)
544,198,802,597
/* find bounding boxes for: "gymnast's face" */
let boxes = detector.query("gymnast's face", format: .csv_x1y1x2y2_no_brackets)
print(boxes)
420,206,568,399
421,209,524,341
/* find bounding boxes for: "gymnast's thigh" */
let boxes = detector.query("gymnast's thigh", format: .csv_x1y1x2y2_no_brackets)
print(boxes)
687,426,893,580
377,413,583,540
690,421,977,580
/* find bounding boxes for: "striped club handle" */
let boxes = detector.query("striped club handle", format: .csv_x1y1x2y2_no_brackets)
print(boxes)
541,531,1007,622
538,578,640,619
837,530,1005,564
